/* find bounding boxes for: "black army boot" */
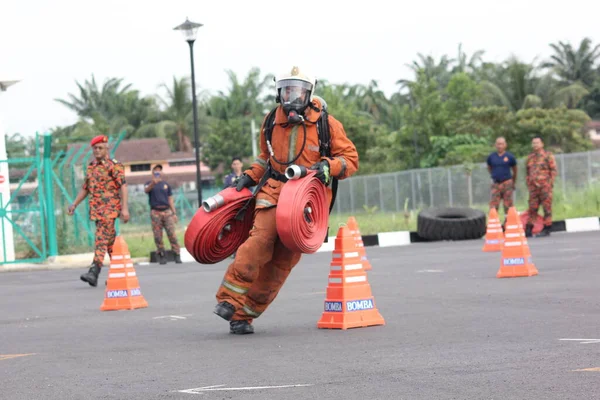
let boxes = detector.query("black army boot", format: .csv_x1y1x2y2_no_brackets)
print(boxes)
230,320,254,335
80,264,101,287
536,225,552,237
158,251,167,265
525,224,533,238
213,301,235,321
175,253,182,264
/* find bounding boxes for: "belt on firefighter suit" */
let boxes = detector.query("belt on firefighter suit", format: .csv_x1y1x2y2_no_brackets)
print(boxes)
184,165,330,262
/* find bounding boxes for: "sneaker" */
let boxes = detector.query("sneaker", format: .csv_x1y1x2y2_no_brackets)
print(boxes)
230,320,254,334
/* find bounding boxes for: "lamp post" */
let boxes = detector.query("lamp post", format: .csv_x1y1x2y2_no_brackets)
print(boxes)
174,17,204,207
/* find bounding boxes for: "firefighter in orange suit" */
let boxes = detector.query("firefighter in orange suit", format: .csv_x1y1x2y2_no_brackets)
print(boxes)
213,66,359,334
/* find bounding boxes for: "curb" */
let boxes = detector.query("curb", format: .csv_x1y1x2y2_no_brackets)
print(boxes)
2,217,599,271
316,216,600,252
0,257,150,273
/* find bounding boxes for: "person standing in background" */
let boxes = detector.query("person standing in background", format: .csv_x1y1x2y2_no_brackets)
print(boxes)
487,136,518,230
144,164,182,264
223,157,244,189
525,136,557,238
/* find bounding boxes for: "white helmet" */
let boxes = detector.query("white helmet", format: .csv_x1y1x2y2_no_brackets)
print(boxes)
275,66,317,116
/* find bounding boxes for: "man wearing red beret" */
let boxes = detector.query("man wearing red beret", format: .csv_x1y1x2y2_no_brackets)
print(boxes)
68,135,130,287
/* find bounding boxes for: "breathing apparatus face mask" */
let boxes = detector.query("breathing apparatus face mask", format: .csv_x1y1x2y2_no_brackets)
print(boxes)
276,79,313,125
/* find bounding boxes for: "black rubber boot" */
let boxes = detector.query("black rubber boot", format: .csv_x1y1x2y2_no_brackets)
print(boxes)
175,254,182,264
214,302,235,321
159,251,167,265
536,225,552,237
525,224,533,238
230,320,254,335
80,265,101,287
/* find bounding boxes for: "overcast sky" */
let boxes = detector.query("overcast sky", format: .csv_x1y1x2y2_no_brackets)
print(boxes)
0,0,597,137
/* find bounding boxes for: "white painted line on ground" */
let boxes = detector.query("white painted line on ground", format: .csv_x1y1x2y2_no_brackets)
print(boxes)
416,269,444,273
559,338,600,344
153,314,192,321
178,383,314,394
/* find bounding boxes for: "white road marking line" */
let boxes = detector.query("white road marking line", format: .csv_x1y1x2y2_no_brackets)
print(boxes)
178,384,314,394
153,314,192,321
559,338,600,344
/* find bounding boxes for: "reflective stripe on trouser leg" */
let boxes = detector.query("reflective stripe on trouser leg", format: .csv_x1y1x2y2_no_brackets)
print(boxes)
242,305,262,318
222,280,249,295
233,237,302,321
216,208,278,309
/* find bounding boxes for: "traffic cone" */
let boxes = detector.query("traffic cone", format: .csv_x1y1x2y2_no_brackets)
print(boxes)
317,225,385,330
497,207,538,278
100,236,148,311
346,216,372,271
482,208,504,252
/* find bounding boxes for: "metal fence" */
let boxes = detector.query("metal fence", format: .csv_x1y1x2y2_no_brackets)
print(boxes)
159,149,600,218
332,149,600,215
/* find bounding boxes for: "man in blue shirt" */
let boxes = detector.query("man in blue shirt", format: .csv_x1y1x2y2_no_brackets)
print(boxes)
487,137,518,226
144,165,181,264
223,157,244,189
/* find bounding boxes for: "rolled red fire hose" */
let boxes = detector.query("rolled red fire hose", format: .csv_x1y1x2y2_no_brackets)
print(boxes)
276,168,329,254
184,187,255,264
184,166,329,263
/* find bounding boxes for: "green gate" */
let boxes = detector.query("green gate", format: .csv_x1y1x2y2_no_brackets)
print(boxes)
0,133,47,264
0,131,126,265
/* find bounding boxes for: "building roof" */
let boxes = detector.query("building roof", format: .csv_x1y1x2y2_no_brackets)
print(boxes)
66,137,210,167
113,138,173,163
125,171,212,186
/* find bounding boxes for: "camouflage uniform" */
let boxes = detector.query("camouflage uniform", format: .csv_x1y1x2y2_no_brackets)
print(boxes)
526,149,557,227
489,179,514,215
151,209,180,255
83,157,126,266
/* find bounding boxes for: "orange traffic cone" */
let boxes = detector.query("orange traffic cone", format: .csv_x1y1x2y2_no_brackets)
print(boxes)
482,208,504,252
317,225,385,330
346,216,372,271
100,236,148,311
496,207,538,278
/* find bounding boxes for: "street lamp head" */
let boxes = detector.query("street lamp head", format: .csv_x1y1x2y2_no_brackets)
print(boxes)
174,17,203,43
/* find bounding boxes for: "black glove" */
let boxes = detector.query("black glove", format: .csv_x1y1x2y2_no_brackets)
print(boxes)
233,174,255,192
309,160,331,186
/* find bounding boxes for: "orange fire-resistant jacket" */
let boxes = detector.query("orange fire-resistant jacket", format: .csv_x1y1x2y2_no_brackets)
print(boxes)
245,97,359,209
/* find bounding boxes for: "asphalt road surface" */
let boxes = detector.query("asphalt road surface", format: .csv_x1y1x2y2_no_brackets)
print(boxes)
1,231,600,400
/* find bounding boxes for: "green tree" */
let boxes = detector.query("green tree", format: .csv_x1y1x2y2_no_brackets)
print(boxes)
542,37,600,87
515,107,593,154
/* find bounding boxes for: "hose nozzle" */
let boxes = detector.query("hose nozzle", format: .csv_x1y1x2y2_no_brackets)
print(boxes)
202,194,225,212
285,165,308,180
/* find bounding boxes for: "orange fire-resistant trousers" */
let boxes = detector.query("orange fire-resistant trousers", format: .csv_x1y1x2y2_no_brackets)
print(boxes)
216,207,302,323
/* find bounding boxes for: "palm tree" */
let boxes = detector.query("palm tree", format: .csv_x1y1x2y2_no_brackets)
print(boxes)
143,76,195,152
452,43,485,75
55,75,133,120
542,37,600,88
398,53,456,92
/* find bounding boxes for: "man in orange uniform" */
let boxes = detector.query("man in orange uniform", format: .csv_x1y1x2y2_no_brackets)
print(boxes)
213,66,359,334
68,135,130,287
